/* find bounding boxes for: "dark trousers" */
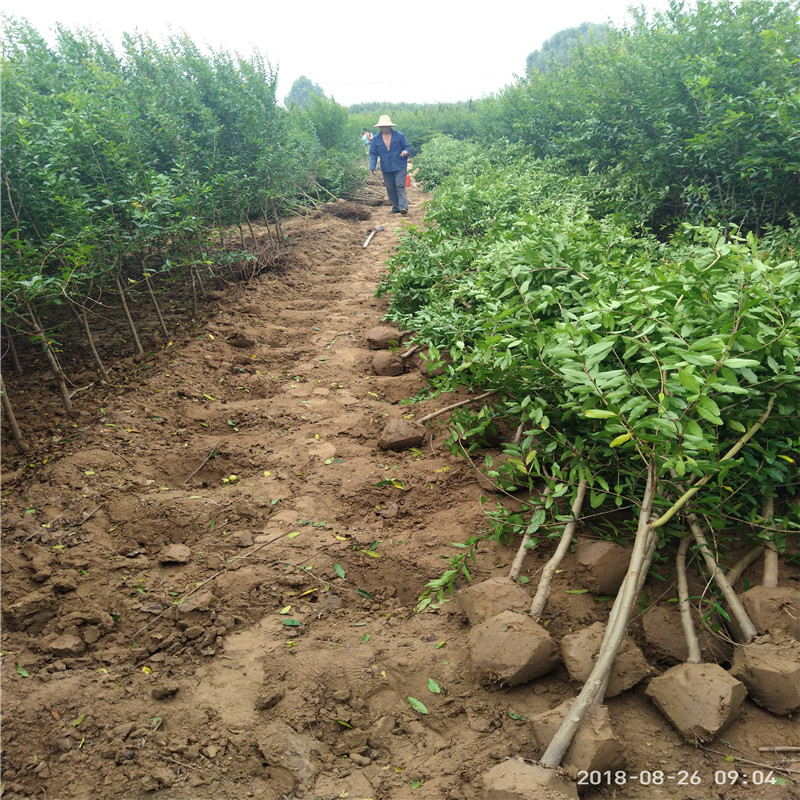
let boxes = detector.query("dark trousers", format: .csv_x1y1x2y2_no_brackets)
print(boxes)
382,169,408,212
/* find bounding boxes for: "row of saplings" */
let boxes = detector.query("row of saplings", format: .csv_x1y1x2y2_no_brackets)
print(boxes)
365,323,800,799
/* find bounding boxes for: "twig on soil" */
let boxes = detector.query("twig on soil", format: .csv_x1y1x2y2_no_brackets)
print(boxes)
417,391,497,424
68,383,94,399
759,747,800,753
182,443,220,485
529,480,587,616
700,746,800,777
400,343,420,359
157,752,201,771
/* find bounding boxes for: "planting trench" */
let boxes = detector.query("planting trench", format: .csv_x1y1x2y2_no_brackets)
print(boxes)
1,176,799,800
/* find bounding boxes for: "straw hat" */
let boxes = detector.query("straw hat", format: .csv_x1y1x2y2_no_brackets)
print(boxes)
373,114,397,127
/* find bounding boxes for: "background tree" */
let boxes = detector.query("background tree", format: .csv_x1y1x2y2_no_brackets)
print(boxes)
525,22,608,73
284,74,326,109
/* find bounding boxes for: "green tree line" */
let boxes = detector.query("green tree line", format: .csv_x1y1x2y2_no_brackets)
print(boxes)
0,18,363,427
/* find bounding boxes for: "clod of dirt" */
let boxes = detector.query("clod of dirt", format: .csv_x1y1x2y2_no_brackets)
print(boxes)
645,663,747,742
371,351,404,376
475,453,528,493
468,610,560,686
377,418,426,451
2,589,56,632
531,700,624,779
151,681,180,700
258,721,332,790
575,538,629,594
158,543,192,564
481,757,579,800
419,351,452,377
226,333,256,348
366,325,404,350
47,633,86,657
561,621,652,697
730,637,800,715
642,602,733,665
457,577,532,625
323,199,372,220
739,585,800,640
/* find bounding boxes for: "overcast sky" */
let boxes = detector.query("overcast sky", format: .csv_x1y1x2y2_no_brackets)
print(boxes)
4,0,676,106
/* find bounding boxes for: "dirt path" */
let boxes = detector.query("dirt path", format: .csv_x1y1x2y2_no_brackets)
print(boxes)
2,175,797,800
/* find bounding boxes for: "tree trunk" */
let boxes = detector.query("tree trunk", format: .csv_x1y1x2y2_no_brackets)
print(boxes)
143,271,169,338
2,323,23,373
26,304,72,415
115,270,144,355
1,375,29,452
72,303,110,382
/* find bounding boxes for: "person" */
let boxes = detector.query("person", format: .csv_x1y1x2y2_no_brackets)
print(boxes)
361,128,372,151
368,114,412,215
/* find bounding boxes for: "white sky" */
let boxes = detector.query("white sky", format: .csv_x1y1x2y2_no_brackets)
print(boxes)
4,0,675,106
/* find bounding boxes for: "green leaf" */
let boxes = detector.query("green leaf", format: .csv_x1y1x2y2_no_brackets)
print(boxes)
584,409,618,419
507,711,525,720
15,663,30,678
721,358,760,368
407,697,429,714
677,368,701,394
282,619,302,627
609,432,632,448
427,678,441,694
333,564,346,579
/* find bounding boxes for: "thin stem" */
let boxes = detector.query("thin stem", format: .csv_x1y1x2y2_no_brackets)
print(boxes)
688,515,757,642
726,546,765,588
761,496,779,588
417,391,497,424
115,270,144,355
677,534,702,663
530,480,587,617
508,485,553,582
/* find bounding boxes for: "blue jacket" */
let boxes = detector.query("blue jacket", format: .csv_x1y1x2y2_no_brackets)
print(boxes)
369,130,412,173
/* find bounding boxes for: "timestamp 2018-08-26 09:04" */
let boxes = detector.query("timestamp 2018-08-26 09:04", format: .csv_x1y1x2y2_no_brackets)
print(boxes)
577,769,789,788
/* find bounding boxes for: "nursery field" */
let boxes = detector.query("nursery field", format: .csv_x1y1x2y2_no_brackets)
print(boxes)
1,178,798,800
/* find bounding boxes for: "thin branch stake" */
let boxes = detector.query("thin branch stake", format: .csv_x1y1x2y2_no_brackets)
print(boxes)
417,391,497,424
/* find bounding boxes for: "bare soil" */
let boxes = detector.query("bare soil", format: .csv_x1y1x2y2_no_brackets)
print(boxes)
2,175,798,800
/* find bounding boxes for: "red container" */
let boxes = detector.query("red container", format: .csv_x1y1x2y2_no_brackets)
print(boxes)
405,173,411,188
